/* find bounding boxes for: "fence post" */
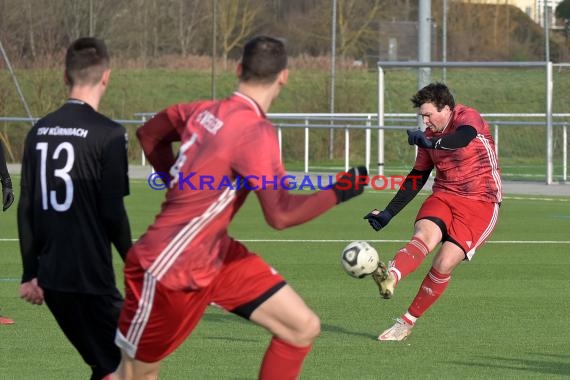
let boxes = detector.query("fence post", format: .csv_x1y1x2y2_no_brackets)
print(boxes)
278,126,282,162
344,126,349,172
562,124,568,183
377,67,385,175
304,117,309,173
366,115,371,174
140,115,147,166
546,61,553,184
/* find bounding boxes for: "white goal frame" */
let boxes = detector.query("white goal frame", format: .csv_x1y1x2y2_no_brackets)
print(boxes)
377,61,554,184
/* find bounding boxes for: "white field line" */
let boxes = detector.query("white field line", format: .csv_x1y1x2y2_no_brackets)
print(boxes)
1,238,567,282
503,196,569,201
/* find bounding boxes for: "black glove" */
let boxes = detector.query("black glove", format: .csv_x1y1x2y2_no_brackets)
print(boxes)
1,177,14,212
363,209,392,231
332,166,368,204
407,129,433,148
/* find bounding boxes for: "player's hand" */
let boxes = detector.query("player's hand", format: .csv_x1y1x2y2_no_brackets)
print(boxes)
19,278,44,305
1,177,14,211
363,209,392,231
332,166,368,204
407,129,433,149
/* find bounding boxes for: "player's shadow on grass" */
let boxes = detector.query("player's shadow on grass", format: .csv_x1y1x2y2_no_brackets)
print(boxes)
200,313,264,343
202,311,377,340
202,310,249,324
451,354,570,377
204,336,260,343
321,322,378,340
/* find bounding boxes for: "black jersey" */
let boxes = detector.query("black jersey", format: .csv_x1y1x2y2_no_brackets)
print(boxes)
18,100,129,294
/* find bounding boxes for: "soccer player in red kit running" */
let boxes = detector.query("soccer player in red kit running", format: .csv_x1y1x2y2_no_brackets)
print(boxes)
364,82,501,341
110,36,367,380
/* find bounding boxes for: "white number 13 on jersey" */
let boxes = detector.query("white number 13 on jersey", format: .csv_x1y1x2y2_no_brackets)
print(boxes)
36,142,75,212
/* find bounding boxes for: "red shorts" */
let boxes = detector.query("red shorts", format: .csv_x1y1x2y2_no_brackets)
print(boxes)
416,191,500,259
115,239,286,363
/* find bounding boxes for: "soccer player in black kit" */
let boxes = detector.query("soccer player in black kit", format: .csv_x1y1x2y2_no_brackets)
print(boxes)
17,37,132,380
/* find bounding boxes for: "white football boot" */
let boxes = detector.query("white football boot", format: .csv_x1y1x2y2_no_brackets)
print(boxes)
378,318,413,341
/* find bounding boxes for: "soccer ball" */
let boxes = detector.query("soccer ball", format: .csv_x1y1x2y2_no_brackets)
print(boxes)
340,241,380,278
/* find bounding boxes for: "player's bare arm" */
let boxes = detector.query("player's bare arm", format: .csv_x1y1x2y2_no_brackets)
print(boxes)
17,161,42,306
137,109,182,174
255,186,337,230
256,166,368,230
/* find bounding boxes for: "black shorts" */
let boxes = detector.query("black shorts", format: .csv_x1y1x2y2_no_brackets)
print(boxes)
43,289,123,380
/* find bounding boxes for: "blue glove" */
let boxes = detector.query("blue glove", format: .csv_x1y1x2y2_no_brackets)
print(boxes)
407,129,433,148
363,209,392,231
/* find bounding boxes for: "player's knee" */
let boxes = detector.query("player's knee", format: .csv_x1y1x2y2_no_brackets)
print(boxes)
112,354,160,380
432,260,456,275
307,313,321,341
294,313,321,346
432,247,464,274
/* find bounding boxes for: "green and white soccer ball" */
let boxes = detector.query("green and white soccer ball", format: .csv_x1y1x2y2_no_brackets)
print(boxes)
340,241,380,279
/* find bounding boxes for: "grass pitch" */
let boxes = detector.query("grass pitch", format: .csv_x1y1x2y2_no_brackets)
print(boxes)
1,179,569,379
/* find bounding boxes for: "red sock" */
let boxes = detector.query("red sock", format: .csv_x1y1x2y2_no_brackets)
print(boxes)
259,337,312,380
390,237,430,282
408,267,451,319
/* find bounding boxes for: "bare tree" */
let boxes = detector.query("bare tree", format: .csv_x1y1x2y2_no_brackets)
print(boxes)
91,1,124,41
169,0,207,56
24,0,37,59
136,0,150,66
215,0,262,69
336,0,382,58
61,1,87,41
0,0,556,67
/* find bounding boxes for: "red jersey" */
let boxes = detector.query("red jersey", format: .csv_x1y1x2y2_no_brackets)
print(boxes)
414,104,502,203
133,92,337,290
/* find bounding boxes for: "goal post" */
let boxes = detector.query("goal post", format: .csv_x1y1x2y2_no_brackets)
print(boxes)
377,61,554,184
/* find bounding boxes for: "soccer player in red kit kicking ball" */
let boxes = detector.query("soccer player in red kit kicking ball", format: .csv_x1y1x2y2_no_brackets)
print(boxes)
110,36,367,380
364,82,502,341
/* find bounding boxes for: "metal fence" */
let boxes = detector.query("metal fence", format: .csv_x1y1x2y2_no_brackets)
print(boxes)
3,112,569,183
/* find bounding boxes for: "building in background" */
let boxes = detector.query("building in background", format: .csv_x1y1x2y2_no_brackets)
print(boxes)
536,0,565,27
463,0,563,27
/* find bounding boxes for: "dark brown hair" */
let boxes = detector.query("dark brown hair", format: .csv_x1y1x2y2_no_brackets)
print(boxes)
411,82,456,111
65,37,109,86
239,36,287,84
